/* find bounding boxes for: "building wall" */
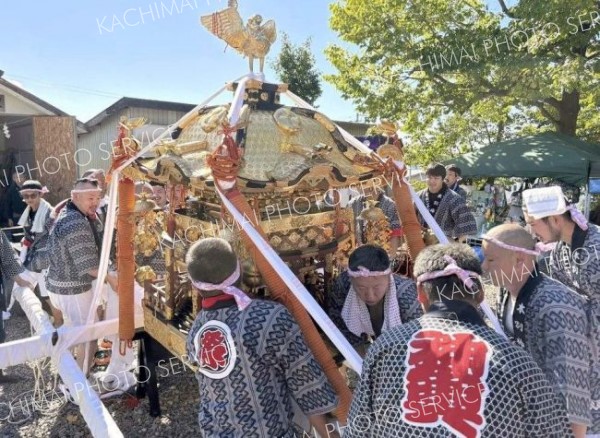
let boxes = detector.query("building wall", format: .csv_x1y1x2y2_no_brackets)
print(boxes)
7,122,34,177
32,116,77,205
77,106,190,176
77,110,125,176
334,121,372,137
0,86,53,116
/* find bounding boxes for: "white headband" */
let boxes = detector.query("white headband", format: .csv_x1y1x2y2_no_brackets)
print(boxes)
71,188,102,196
189,262,251,311
347,266,392,278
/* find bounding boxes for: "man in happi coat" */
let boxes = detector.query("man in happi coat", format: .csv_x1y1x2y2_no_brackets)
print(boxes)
482,224,594,438
327,244,422,356
15,180,62,324
345,243,573,438
523,185,600,435
445,164,468,200
417,163,477,242
185,238,340,438
45,178,117,372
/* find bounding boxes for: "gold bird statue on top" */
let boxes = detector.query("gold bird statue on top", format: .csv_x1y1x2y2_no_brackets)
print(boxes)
200,0,277,73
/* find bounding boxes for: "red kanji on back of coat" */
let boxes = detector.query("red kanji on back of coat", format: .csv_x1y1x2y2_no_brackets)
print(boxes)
401,329,491,438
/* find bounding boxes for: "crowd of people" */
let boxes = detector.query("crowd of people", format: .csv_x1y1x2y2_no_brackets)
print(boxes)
1,161,599,437
0,169,159,382
183,172,599,436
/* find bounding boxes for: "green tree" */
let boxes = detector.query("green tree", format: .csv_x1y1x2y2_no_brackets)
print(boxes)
326,0,600,165
273,33,323,105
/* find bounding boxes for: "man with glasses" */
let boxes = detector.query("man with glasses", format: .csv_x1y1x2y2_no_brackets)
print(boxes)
15,180,62,325
46,178,117,372
416,163,477,243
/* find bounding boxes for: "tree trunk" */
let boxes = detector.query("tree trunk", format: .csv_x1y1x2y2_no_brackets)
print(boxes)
496,121,505,143
558,90,580,135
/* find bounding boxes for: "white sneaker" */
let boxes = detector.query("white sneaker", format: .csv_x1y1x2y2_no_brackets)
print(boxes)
2,311,10,321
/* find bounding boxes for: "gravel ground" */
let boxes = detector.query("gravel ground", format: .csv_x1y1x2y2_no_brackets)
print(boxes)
0,308,202,438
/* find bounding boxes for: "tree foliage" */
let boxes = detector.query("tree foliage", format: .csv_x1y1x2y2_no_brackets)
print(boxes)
326,0,600,165
273,33,323,105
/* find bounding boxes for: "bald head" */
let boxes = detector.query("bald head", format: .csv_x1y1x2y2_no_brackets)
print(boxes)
482,224,538,292
485,224,536,254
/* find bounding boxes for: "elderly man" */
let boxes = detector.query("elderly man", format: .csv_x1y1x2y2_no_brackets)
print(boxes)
416,163,477,242
15,180,62,324
327,244,422,356
445,164,467,200
46,178,117,372
186,238,340,437
345,243,572,437
482,224,594,438
523,185,600,434
82,169,108,223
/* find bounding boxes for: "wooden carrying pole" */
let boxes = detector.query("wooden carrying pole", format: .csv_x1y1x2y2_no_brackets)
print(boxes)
388,161,426,260
117,178,136,352
207,133,353,421
222,188,353,422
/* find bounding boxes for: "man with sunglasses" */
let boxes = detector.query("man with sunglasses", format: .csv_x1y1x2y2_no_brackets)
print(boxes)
46,178,117,372
15,180,62,325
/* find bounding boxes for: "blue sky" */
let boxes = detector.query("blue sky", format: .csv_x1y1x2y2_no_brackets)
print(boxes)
3,0,360,123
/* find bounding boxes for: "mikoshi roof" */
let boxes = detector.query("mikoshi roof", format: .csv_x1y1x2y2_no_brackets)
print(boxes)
135,80,381,191
443,132,600,186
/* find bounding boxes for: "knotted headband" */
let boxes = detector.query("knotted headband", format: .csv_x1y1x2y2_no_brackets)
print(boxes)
189,262,251,311
416,255,479,294
347,266,392,278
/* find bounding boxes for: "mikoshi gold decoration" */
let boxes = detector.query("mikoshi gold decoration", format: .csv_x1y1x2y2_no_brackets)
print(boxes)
358,200,391,253
200,0,276,73
135,266,157,285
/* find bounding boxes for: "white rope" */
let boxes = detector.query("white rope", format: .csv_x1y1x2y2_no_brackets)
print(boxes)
0,315,144,369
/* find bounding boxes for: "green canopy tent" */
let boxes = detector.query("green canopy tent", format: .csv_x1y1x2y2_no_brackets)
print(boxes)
443,133,600,186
